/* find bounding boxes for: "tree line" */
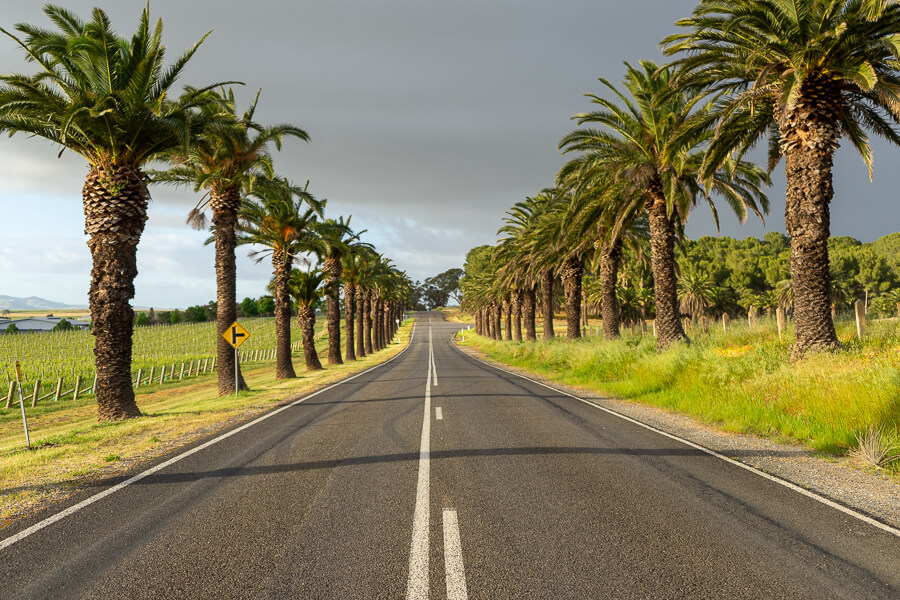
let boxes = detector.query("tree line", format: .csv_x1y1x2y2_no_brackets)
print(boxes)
461,0,900,355
0,6,414,421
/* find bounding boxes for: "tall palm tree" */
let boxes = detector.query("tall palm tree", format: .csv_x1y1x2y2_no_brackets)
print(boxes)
341,246,376,361
237,178,323,379
153,88,309,394
0,6,219,420
288,267,326,371
664,0,900,355
558,61,768,349
309,217,369,365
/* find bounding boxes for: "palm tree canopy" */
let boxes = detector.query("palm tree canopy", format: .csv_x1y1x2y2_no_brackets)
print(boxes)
151,87,309,225
236,177,324,264
558,60,770,228
0,4,223,166
288,267,326,310
663,0,900,177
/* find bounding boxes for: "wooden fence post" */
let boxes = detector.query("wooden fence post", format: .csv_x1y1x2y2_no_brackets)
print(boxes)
855,299,866,340
203,357,209,373
179,362,185,381
159,364,166,385
73,375,82,401
54,377,63,402
31,379,41,408
135,368,143,387
6,381,15,409
722,313,729,333
148,366,155,386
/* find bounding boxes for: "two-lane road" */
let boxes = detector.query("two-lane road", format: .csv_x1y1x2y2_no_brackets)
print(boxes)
2,312,898,599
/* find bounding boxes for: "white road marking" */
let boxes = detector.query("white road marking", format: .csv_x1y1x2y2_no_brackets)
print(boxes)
406,324,433,599
430,327,438,386
459,346,900,539
435,407,443,421
0,323,419,553
443,509,469,600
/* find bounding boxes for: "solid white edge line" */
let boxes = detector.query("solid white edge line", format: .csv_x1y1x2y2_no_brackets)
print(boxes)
406,326,432,599
0,321,419,553
452,339,900,540
442,509,468,600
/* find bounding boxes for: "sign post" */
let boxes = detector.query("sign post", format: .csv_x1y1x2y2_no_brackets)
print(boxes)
223,322,251,396
14,361,30,449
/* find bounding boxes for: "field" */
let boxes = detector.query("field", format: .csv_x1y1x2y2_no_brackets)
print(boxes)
456,310,900,466
0,316,316,402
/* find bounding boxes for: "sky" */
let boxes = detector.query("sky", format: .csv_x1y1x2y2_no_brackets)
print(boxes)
1,0,898,308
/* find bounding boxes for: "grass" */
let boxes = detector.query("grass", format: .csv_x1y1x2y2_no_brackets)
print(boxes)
459,314,900,468
0,318,414,525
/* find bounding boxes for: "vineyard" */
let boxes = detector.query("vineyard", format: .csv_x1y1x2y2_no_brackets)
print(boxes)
1,317,307,403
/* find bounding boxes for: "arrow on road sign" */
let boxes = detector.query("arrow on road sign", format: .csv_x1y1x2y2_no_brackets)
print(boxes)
223,321,250,348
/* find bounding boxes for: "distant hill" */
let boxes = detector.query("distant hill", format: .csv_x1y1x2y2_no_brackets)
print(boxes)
0,295,80,310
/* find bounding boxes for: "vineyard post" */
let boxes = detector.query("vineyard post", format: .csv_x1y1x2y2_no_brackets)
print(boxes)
14,361,30,449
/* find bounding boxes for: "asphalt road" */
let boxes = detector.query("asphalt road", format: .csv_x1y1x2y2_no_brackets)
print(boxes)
1,312,898,599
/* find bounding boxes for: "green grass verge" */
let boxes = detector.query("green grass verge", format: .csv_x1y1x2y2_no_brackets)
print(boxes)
459,315,900,462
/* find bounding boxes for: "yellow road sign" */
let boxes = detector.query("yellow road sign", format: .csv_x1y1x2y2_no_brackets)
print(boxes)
223,321,250,348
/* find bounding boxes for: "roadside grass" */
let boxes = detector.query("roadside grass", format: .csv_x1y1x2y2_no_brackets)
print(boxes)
458,315,900,469
0,319,414,525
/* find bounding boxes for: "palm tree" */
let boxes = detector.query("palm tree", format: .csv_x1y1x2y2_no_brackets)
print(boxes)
237,178,323,379
558,61,768,349
664,0,900,355
288,267,325,371
0,6,219,420
153,88,309,394
678,271,715,321
309,217,369,365
341,246,376,361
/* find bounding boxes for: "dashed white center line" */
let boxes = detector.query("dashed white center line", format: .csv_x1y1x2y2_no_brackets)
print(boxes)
435,407,443,421
443,509,469,600
406,325,434,599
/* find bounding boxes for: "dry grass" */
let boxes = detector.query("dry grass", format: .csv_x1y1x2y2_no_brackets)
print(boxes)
0,320,414,525
851,426,900,468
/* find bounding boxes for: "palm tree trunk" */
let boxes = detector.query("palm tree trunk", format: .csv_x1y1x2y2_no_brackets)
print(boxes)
83,164,147,420
562,256,583,340
600,237,623,340
491,301,501,340
375,297,385,350
344,281,356,361
297,305,322,371
356,286,366,358
272,249,296,379
541,269,555,340
211,189,248,395
512,289,523,341
524,286,537,341
323,257,343,365
503,296,512,341
647,190,688,349
783,123,840,356
364,290,374,354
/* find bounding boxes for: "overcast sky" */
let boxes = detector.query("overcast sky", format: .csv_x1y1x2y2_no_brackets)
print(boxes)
1,1,898,308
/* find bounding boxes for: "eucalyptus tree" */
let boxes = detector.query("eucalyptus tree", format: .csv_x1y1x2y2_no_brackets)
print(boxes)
558,61,768,349
0,5,222,420
288,268,325,371
237,178,322,378
664,0,900,355
154,88,309,394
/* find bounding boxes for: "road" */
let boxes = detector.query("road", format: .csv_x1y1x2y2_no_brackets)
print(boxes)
1,312,898,599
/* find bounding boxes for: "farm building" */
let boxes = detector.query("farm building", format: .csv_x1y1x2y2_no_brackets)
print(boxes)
0,317,90,333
